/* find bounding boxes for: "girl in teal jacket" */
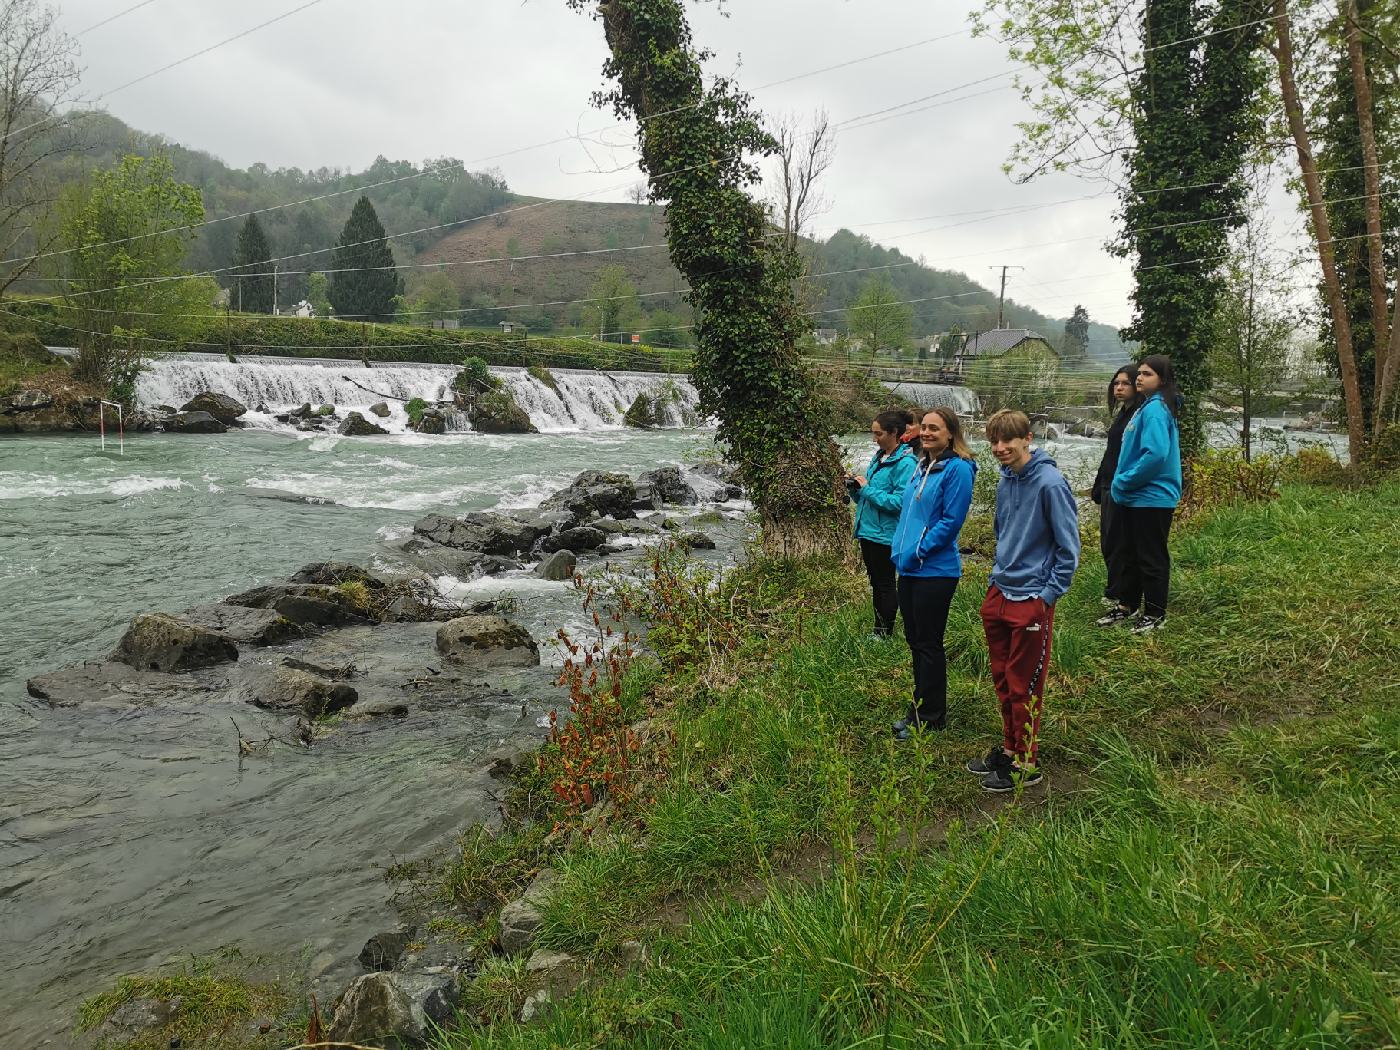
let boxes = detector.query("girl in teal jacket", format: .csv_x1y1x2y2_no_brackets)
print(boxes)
846,410,919,637
1105,354,1182,633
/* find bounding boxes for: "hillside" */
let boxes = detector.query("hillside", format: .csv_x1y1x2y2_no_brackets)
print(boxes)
16,113,1127,364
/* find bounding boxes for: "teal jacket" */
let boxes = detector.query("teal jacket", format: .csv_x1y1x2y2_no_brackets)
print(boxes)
890,453,976,577
851,443,918,545
1111,393,1182,508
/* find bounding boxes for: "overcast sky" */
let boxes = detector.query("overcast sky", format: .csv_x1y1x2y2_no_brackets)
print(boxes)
55,0,1160,328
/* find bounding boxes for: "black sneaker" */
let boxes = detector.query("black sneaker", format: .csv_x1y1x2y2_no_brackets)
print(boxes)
966,746,1012,776
981,764,1045,793
1130,614,1166,635
1095,605,1135,627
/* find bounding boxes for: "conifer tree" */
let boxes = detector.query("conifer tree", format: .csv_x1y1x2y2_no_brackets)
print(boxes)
329,196,400,322
230,214,274,314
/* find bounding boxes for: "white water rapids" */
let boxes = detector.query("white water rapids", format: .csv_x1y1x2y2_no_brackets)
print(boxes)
134,353,702,433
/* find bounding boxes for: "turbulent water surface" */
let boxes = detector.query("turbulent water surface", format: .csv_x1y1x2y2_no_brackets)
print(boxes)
0,425,721,1045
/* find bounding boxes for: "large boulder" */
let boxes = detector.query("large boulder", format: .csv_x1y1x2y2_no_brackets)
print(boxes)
534,550,577,581
252,666,357,718
27,661,207,707
676,530,717,551
542,470,637,521
466,388,537,434
327,973,421,1047
540,526,606,554
369,401,391,418
288,562,386,589
164,410,227,434
396,537,520,580
435,615,539,667
180,391,246,425
178,603,300,646
112,612,238,672
637,466,698,507
413,511,545,556
414,409,447,435
339,411,389,436
225,583,370,628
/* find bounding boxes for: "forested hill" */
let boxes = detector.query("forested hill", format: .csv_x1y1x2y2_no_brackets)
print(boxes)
24,113,1127,362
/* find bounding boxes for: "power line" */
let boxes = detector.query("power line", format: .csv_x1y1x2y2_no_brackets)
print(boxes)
74,0,160,36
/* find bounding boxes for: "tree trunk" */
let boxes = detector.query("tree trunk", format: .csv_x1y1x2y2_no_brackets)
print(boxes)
1379,294,1400,426
1273,0,1367,462
1344,0,1392,436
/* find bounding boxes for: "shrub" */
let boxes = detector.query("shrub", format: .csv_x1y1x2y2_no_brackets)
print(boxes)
1178,448,1283,523
1283,446,1353,487
1364,423,1400,475
455,355,498,396
405,397,427,425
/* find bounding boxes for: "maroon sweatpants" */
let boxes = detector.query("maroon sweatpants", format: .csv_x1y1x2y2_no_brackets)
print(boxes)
980,585,1054,764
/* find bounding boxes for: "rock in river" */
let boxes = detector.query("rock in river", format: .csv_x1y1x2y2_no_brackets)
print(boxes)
180,391,246,425
339,411,389,436
111,612,239,672
252,666,357,718
435,615,539,667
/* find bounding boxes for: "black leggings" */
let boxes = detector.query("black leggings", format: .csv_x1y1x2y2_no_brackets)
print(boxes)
898,574,959,728
1099,495,1129,602
859,539,898,636
1115,506,1175,617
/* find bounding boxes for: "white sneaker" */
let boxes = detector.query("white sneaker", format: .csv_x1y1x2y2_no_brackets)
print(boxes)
1130,614,1165,634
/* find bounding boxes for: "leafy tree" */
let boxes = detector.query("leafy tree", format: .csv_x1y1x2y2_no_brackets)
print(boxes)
646,308,690,348
306,272,331,317
569,0,848,557
57,153,205,396
410,271,461,324
848,277,913,360
936,323,966,362
230,214,274,313
1210,215,1294,462
584,265,642,341
1061,305,1090,364
328,196,401,322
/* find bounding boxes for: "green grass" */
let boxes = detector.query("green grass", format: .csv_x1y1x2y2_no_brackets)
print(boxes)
421,479,1400,1048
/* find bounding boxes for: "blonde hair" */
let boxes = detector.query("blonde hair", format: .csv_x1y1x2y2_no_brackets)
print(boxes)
985,409,1032,443
924,407,975,461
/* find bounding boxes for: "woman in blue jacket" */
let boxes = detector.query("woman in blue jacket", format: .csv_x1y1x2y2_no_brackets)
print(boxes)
1106,354,1183,634
845,410,919,638
889,407,976,737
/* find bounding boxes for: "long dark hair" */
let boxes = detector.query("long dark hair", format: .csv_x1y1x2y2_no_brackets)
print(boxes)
1138,354,1181,418
1108,364,1141,414
921,406,975,463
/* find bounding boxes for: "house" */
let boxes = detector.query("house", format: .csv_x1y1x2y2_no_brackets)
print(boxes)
811,328,839,347
276,300,314,318
498,321,526,335
953,328,1057,377
430,319,461,330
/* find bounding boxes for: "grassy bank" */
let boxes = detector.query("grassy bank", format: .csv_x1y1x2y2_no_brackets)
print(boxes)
427,476,1398,1047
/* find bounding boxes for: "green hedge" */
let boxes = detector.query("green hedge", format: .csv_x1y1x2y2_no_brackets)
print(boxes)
3,300,692,374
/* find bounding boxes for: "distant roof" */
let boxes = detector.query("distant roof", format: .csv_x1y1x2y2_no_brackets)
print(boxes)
958,329,1050,358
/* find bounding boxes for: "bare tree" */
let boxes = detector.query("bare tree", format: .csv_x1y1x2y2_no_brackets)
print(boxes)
627,181,648,205
768,110,834,253
0,0,80,298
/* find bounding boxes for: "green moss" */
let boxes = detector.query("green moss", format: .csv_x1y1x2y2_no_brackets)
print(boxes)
405,397,428,425
527,364,560,393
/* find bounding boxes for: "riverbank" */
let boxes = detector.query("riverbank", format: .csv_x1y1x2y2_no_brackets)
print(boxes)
71,467,1399,1047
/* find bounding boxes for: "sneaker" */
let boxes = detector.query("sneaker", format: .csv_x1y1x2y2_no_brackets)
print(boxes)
892,717,909,735
1130,614,1165,634
982,764,1045,793
867,630,894,642
966,745,1012,776
1095,605,1135,627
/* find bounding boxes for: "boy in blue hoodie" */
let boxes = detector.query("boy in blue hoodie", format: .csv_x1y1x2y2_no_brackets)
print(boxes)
969,409,1080,792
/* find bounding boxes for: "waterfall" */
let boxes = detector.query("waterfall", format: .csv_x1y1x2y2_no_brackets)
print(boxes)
881,381,980,417
135,353,702,433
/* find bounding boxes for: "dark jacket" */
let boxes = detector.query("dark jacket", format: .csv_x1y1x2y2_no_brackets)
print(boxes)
1091,407,1133,505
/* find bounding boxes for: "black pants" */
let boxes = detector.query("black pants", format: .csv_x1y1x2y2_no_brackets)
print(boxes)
898,574,959,728
1115,506,1175,617
1099,496,1129,602
859,539,898,635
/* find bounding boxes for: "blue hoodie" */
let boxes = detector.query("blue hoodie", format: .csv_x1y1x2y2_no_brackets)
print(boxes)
1111,393,1182,508
851,443,918,545
890,452,976,577
990,448,1080,605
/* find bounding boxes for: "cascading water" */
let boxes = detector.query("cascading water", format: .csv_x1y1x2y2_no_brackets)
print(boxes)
135,354,703,433
881,380,980,417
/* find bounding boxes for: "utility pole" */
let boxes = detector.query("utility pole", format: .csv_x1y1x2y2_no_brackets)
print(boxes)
272,262,279,317
988,265,1023,329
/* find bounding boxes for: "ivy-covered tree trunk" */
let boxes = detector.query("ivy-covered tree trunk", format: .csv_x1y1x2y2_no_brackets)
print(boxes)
1118,0,1268,456
569,0,848,558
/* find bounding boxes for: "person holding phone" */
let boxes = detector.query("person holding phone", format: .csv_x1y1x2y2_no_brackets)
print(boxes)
846,410,918,639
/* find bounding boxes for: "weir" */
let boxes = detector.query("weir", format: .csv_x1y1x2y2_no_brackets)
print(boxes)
134,353,702,433
880,380,980,417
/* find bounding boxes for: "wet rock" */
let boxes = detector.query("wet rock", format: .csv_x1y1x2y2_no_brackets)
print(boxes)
180,391,246,425
327,972,421,1047
369,401,391,418
339,411,389,436
412,511,545,556
164,410,227,434
414,409,447,435
282,656,355,679
1,390,54,412
623,391,663,429
540,526,605,554
486,745,536,780
466,388,536,434
179,603,300,646
93,996,181,1044
396,538,519,580
359,930,413,972
242,486,337,506
346,700,410,720
397,971,461,1029
26,661,207,707
288,562,387,589
225,583,370,628
435,616,539,668
637,466,698,507
542,470,637,521
676,530,716,551
253,666,357,718
112,612,239,672
499,868,555,956
534,550,577,581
